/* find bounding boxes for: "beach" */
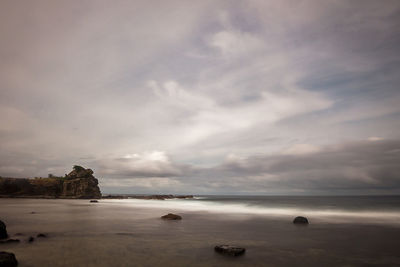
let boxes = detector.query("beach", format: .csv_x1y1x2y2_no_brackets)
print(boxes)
1,197,400,266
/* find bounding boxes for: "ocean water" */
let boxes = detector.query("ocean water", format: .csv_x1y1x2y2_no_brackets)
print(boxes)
1,196,400,266
115,195,400,225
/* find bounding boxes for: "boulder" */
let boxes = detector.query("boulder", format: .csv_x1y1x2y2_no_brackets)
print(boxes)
37,233,47,238
90,200,98,203
214,245,246,256
161,213,182,220
293,216,309,224
0,251,18,267
28,236,34,243
0,220,8,239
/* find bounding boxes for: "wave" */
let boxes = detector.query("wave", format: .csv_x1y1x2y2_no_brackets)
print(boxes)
102,198,400,225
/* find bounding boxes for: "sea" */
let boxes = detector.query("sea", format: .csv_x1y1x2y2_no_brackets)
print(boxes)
1,195,400,266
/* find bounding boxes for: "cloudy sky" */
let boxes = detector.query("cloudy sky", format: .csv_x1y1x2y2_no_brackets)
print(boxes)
1,0,400,195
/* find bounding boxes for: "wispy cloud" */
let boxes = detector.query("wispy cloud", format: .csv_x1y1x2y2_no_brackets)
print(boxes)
0,0,399,194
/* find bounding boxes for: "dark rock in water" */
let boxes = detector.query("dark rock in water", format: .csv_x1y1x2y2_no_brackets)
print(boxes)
161,213,182,220
0,239,20,244
0,251,18,266
0,220,8,239
214,245,246,256
90,200,98,203
293,216,309,224
28,236,34,243
37,233,47,238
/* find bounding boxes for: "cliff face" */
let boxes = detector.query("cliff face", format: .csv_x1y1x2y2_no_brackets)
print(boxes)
0,166,101,199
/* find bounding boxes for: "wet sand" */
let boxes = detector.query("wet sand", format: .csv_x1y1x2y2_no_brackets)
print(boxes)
1,199,400,266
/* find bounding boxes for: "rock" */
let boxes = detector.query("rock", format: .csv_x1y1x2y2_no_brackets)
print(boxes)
293,216,309,224
0,239,20,244
37,233,47,238
0,220,8,239
161,213,182,220
175,195,194,199
214,245,246,256
0,251,18,267
28,236,34,243
90,200,98,203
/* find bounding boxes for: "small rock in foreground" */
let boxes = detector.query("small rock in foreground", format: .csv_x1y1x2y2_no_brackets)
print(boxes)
161,213,182,220
0,239,20,244
28,237,34,243
37,233,47,238
0,251,18,267
293,216,309,224
0,220,8,239
214,245,246,256
90,200,98,203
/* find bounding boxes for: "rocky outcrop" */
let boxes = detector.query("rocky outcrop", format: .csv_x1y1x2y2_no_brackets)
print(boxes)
0,166,101,199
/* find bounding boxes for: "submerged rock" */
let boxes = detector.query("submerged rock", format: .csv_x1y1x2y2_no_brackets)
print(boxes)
214,245,246,256
90,200,98,203
161,213,182,220
293,216,309,224
0,251,18,266
0,220,8,239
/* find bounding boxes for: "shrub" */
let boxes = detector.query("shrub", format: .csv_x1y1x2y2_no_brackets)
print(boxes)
73,165,85,172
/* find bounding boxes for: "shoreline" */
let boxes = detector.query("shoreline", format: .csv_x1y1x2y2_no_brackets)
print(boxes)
1,198,400,266
0,194,194,200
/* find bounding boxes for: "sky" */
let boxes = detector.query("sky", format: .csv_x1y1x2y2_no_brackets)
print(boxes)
1,0,400,195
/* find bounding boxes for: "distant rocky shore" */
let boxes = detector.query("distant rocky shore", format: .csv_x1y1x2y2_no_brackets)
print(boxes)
0,166,101,199
102,194,194,200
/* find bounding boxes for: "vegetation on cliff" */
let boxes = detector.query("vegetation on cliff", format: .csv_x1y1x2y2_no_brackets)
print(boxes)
0,166,101,199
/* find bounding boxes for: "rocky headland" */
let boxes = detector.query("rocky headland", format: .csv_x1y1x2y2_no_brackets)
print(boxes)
0,166,101,199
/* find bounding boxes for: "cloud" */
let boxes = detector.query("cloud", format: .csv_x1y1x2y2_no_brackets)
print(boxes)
282,144,321,155
96,151,184,178
195,139,400,194
0,0,399,195
207,30,264,56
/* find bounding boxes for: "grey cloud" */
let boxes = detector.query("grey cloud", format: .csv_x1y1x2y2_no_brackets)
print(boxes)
192,140,400,194
1,1,400,194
